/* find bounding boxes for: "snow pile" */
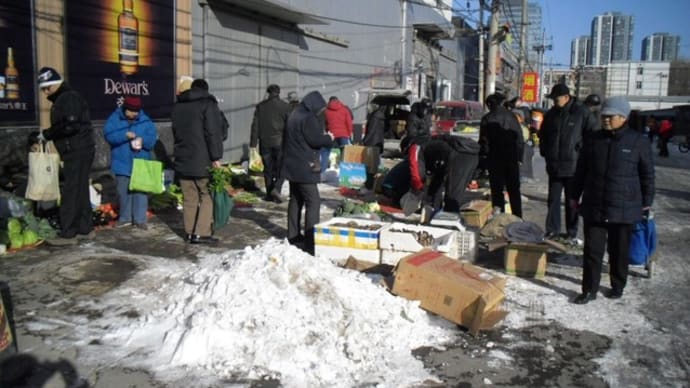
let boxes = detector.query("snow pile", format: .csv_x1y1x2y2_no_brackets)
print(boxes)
97,239,456,387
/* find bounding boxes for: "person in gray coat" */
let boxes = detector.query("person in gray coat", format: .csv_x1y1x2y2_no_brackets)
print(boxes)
570,96,655,304
282,91,334,254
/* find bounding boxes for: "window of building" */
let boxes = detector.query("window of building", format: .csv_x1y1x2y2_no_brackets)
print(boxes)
637,67,644,75
636,81,643,89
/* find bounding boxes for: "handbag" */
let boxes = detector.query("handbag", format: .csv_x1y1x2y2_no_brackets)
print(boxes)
25,142,61,201
249,147,264,173
129,159,164,194
629,218,657,265
212,190,234,231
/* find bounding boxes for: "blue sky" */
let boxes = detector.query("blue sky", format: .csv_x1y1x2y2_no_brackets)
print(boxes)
456,0,690,67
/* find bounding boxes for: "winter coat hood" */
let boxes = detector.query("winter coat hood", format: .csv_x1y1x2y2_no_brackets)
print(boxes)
301,91,327,115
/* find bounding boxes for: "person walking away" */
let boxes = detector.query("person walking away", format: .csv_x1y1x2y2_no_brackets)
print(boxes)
36,67,95,245
570,96,654,304
583,94,602,131
657,118,673,157
479,93,525,217
282,91,334,254
171,78,224,244
539,84,597,243
323,96,353,166
405,101,431,138
250,84,291,202
287,92,300,112
362,104,387,155
103,96,157,230
513,108,534,182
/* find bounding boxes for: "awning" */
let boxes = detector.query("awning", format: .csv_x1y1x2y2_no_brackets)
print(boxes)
213,0,328,25
413,23,453,40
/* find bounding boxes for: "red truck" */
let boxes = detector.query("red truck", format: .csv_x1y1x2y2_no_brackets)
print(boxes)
433,100,484,132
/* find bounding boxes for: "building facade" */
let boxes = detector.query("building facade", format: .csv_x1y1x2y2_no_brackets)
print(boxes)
570,36,590,67
642,33,680,61
590,12,633,66
606,61,669,99
498,0,542,72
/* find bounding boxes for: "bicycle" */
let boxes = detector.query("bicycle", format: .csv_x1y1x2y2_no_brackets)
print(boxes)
679,136,689,153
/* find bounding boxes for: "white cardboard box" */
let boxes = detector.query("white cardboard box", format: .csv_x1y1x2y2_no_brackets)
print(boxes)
379,223,456,255
315,244,381,264
314,217,387,250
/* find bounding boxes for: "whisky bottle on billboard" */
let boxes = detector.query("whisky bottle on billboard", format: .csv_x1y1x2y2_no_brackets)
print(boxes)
5,47,19,100
118,0,139,75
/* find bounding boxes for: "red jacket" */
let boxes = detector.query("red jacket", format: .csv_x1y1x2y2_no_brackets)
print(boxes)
659,120,673,139
324,100,353,139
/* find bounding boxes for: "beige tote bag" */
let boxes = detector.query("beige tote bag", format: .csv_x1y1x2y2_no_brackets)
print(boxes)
25,142,61,201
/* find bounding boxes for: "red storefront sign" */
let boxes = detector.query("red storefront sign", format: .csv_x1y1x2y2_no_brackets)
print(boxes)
521,72,539,103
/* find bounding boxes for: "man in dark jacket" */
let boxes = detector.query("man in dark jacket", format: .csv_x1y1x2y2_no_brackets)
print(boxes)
479,93,525,218
570,96,654,304
405,101,432,138
250,84,291,202
282,91,334,254
362,104,387,154
37,67,95,244
539,84,597,242
171,78,224,244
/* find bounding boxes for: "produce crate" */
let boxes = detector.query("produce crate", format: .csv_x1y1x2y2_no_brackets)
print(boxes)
460,200,492,228
379,222,456,255
504,242,548,278
314,217,386,250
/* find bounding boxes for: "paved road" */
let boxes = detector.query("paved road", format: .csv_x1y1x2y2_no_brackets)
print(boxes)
1,138,689,387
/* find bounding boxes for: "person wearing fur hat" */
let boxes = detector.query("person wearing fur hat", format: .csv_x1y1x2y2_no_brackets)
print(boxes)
570,96,655,304
37,66,95,245
103,96,158,230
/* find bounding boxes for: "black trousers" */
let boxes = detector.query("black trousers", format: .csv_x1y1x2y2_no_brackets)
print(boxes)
60,149,95,238
438,152,478,212
488,159,522,218
260,145,284,195
546,175,579,237
582,222,633,293
287,182,320,254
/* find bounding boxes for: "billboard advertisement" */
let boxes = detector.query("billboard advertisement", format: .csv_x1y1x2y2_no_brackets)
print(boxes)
65,0,175,120
521,72,539,104
0,0,37,124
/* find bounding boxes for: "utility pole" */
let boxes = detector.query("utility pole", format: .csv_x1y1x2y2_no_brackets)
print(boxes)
478,0,485,103
518,0,527,98
401,0,407,89
533,28,552,107
486,0,500,96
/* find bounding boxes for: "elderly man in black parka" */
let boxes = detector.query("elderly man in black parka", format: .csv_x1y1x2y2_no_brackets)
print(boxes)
282,91,334,254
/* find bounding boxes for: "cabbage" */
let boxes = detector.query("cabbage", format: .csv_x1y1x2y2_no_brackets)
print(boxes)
9,232,23,249
7,218,22,236
22,230,40,246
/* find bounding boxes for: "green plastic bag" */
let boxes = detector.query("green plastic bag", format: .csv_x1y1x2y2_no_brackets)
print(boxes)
129,159,164,194
213,190,234,230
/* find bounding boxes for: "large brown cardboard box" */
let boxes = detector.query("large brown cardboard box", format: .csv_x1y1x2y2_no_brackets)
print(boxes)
343,145,380,174
391,250,507,335
504,242,548,278
460,200,492,228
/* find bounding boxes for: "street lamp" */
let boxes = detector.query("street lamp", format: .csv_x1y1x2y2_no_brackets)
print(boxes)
657,72,668,109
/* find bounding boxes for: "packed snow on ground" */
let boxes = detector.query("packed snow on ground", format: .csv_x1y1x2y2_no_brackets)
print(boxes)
73,239,457,387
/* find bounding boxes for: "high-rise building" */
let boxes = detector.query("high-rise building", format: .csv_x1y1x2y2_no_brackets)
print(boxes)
570,36,590,67
590,12,633,66
498,0,543,72
642,33,680,61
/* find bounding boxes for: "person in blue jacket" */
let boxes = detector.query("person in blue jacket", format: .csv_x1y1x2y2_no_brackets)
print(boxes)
104,96,158,230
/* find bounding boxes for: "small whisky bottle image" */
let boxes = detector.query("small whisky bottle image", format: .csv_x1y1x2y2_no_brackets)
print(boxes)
5,47,19,100
118,0,139,75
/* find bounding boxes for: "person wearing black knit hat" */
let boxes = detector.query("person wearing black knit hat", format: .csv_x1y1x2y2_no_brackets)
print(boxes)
37,66,96,245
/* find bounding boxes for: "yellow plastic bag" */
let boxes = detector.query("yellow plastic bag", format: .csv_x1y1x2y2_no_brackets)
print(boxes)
249,147,264,173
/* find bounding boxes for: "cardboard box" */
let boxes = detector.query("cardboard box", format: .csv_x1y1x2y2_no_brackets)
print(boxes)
315,244,381,263
504,242,548,278
339,162,367,188
380,223,457,256
343,145,380,174
314,217,385,249
391,250,507,335
460,200,493,228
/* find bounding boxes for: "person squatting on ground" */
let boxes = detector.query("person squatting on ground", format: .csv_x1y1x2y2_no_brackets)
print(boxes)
171,78,225,244
385,133,479,215
539,84,598,241
322,96,353,169
250,84,291,202
103,96,157,230
570,96,655,304
282,91,334,255
479,93,525,218
36,67,95,243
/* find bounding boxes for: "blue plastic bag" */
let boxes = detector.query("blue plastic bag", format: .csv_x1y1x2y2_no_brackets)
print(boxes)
629,218,657,265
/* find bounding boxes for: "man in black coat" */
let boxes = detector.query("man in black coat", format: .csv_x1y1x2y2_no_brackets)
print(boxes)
250,84,291,202
362,104,387,154
570,96,655,304
282,91,334,254
171,79,224,244
479,93,525,218
540,84,598,242
37,67,95,244
405,101,432,138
